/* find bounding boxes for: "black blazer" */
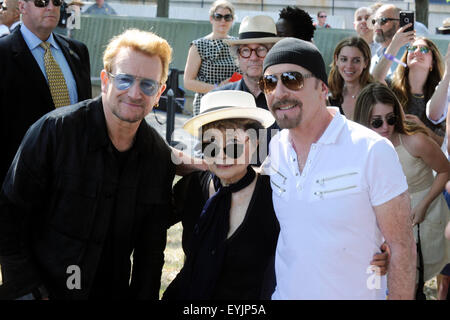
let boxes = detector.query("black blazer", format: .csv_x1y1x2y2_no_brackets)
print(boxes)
0,26,92,185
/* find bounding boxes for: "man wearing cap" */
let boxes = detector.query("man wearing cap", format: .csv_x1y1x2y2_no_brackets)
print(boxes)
217,15,282,163
260,37,416,299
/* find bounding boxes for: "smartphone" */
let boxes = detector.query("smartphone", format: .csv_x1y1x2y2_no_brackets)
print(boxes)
399,11,414,32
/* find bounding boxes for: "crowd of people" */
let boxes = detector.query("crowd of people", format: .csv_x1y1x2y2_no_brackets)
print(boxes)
0,0,449,301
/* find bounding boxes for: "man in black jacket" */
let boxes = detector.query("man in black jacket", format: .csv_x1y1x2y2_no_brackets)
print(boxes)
0,29,176,299
0,0,92,186
219,15,282,163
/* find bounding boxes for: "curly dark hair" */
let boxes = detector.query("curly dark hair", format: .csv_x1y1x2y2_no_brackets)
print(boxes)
278,6,315,42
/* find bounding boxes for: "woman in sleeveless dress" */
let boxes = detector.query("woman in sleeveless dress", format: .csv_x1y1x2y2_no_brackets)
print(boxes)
354,83,450,282
183,0,240,115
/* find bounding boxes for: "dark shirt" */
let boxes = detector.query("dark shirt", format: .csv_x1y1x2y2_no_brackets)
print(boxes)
385,79,445,137
0,97,175,299
327,95,344,115
164,171,279,300
89,145,133,299
215,79,280,164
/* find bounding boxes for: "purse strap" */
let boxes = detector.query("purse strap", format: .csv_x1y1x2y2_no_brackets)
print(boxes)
416,224,425,297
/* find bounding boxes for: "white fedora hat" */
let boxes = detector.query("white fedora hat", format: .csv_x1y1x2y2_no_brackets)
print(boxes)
183,90,275,137
224,15,283,45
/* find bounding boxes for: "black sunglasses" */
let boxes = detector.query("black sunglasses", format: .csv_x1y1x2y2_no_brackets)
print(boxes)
371,17,400,26
27,0,62,7
319,15,327,18
213,13,233,22
238,46,268,59
370,115,397,129
108,72,160,96
201,141,245,159
259,71,314,94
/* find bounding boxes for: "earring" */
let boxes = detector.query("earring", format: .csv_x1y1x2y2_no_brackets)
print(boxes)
429,67,433,72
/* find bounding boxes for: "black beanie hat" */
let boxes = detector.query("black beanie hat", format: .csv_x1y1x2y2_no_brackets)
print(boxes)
263,37,328,86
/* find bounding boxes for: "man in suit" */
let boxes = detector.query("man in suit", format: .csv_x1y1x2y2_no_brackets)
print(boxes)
0,0,92,185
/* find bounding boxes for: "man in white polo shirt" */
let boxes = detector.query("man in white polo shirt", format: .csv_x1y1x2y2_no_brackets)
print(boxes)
260,37,416,299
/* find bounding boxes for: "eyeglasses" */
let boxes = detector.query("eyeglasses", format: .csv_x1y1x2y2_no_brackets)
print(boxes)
27,0,62,7
319,15,327,18
407,45,430,54
371,17,400,26
238,46,268,59
107,72,160,96
259,71,314,94
213,13,233,22
370,115,397,129
201,141,245,159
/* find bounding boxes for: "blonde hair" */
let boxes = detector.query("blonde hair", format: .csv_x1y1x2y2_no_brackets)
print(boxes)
103,29,173,84
208,0,235,18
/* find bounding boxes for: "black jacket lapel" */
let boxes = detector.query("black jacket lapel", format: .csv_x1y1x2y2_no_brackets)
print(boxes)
10,28,53,108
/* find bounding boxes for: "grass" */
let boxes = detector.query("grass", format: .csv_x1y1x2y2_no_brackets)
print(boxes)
160,222,184,299
158,222,439,300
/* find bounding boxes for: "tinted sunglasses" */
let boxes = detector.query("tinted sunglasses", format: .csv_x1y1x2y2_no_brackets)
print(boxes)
319,15,327,18
201,141,245,159
108,72,160,96
371,17,399,26
213,13,233,22
259,71,314,94
407,45,430,54
371,115,397,129
238,46,268,59
30,0,63,7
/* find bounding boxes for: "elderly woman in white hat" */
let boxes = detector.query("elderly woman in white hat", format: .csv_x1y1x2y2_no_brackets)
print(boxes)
163,90,279,300
162,90,390,300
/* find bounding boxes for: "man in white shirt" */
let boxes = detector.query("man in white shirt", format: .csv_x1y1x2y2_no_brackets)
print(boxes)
369,4,409,78
260,37,417,299
353,6,380,56
0,0,20,37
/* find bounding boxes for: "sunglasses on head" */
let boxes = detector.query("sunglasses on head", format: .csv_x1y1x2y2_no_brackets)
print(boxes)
29,0,63,7
238,46,268,59
407,45,430,54
201,141,245,159
213,13,233,22
370,115,397,129
107,72,160,96
371,17,399,26
259,71,314,94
